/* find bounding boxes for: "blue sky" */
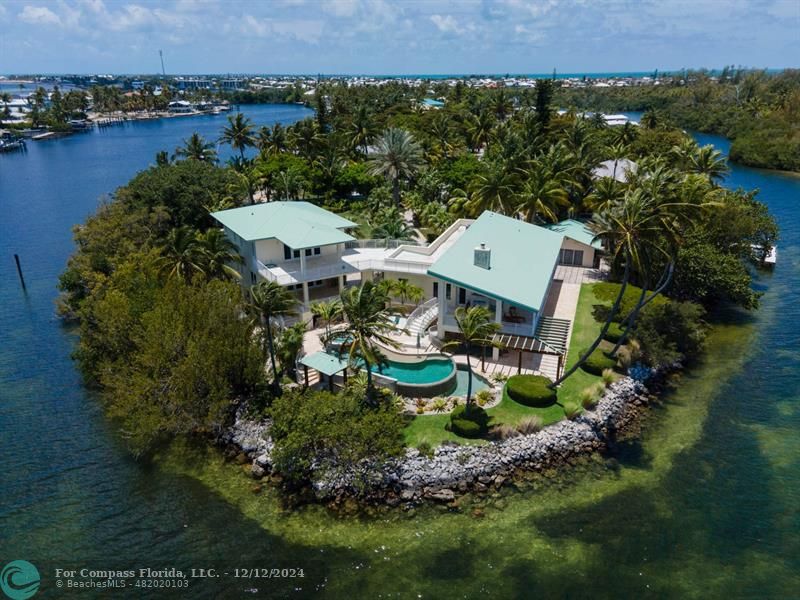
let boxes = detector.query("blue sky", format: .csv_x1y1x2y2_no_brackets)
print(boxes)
1,0,798,74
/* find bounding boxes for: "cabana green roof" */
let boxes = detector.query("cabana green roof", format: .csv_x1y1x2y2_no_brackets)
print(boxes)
211,201,356,249
546,219,603,249
427,211,563,313
299,351,349,376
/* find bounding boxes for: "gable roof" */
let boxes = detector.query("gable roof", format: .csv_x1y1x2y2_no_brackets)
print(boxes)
545,219,602,249
211,201,356,249
427,211,563,313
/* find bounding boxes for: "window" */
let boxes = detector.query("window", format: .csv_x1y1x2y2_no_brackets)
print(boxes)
432,282,439,298
293,249,300,259
573,250,584,266
458,287,466,304
560,249,574,265
283,244,292,260
445,284,451,300
250,271,256,285
314,247,321,255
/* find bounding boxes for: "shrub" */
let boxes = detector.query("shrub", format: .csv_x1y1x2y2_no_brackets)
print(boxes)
506,375,557,407
447,404,490,438
602,368,616,386
563,401,583,420
475,389,493,407
604,322,625,343
492,423,520,440
431,397,448,413
492,372,509,384
580,348,617,375
580,386,599,409
416,442,434,458
515,416,543,435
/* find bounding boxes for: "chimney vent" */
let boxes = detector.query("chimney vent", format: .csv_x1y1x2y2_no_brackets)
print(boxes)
474,243,491,270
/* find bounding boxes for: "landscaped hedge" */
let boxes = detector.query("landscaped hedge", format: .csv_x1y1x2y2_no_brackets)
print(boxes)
506,375,557,407
447,404,490,438
604,322,625,343
581,348,617,375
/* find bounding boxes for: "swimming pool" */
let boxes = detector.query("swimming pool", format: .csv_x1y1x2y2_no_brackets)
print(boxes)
373,358,454,384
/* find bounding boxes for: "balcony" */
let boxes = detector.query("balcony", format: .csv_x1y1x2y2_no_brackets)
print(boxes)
441,303,535,337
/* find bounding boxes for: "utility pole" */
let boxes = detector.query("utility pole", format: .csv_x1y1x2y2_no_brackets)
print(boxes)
159,50,166,76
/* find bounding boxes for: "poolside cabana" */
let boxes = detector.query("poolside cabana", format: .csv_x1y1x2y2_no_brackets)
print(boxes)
299,351,349,391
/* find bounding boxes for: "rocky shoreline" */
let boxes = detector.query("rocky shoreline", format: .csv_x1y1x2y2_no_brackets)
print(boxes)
220,374,658,506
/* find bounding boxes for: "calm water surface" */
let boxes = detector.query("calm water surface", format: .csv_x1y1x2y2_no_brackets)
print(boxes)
1,107,799,598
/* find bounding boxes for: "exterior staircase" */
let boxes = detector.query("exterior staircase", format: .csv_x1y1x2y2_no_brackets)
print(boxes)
405,298,439,336
534,316,571,354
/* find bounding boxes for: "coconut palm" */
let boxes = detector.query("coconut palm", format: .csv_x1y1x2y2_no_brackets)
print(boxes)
338,281,401,406
288,119,323,160
194,228,243,280
466,108,496,152
469,161,519,215
367,128,425,207
220,112,255,160
515,162,568,223
429,113,455,160
443,306,501,407
310,299,343,343
585,177,625,213
276,321,307,380
349,104,375,156
157,226,204,282
264,122,288,156
371,208,416,240
552,190,661,386
688,145,729,183
389,279,423,306
174,132,217,163
248,280,298,394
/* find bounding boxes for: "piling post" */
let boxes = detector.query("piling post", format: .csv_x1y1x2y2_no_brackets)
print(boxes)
14,254,26,291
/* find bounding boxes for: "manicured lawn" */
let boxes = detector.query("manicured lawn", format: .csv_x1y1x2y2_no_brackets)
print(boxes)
403,283,609,448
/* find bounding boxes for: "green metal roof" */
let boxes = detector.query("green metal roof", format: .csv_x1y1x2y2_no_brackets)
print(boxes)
299,351,349,376
211,201,356,249
545,219,603,249
427,211,564,313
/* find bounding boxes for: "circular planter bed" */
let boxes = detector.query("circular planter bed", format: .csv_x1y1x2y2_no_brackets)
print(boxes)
505,374,557,407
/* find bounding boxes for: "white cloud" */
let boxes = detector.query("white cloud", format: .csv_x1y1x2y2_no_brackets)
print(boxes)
18,5,62,26
323,0,359,17
430,14,462,34
240,15,323,43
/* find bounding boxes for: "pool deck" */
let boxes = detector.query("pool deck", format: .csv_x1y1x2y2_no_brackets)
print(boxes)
298,268,604,389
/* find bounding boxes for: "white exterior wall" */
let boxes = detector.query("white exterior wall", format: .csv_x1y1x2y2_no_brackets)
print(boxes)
254,239,342,266
560,238,596,267
378,272,437,302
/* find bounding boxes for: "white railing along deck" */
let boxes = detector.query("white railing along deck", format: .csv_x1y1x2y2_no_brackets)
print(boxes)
406,298,438,331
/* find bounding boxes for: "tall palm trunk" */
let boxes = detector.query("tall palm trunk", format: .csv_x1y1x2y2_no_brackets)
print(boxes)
610,261,675,356
364,359,376,406
465,341,474,407
264,313,280,394
551,250,631,387
392,177,401,208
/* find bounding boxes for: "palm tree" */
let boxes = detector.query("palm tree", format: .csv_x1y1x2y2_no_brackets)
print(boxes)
350,104,375,156
371,208,416,240
551,190,660,386
174,132,217,163
256,126,271,154
443,306,501,406
466,109,495,151
310,299,343,342
220,113,255,160
248,281,298,394
264,122,288,155
389,279,423,306
276,321,307,380
194,228,243,280
515,162,568,223
288,119,323,160
688,145,729,183
368,128,425,207
429,113,455,160
157,226,204,282
585,177,624,213
338,282,401,406
469,161,518,215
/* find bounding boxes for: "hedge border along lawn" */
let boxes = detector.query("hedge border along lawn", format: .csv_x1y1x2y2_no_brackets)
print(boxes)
604,322,625,343
506,374,557,407
581,347,617,375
